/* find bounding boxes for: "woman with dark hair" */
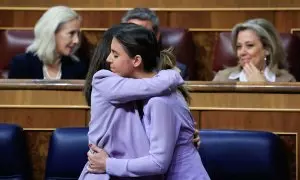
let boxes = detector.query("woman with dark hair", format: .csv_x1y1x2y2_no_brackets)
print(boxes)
82,23,210,180
83,25,114,106
79,24,183,180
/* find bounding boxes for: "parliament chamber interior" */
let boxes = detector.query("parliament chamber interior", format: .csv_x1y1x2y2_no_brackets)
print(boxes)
0,0,300,179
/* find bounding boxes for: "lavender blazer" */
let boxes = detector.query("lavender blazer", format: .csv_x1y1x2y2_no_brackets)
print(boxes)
79,70,183,180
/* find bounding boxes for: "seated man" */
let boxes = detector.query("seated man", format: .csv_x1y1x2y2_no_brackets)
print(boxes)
121,8,189,80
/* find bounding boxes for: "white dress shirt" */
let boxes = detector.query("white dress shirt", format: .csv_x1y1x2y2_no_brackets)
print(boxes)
229,67,276,82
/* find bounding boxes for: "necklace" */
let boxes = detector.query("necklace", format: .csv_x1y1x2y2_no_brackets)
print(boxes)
43,64,62,80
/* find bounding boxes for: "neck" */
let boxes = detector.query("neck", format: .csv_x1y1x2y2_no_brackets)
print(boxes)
257,58,267,71
47,57,61,68
132,71,156,79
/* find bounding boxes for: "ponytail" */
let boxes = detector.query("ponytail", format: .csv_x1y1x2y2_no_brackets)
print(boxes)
158,47,191,104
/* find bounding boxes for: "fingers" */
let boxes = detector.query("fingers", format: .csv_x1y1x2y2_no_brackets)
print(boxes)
87,150,94,160
87,151,96,166
89,144,102,153
193,136,200,143
248,62,260,73
88,158,96,167
243,64,252,79
88,158,98,172
87,150,92,156
248,62,255,68
88,161,93,167
87,165,97,173
197,140,201,149
244,62,264,82
87,164,105,174
244,62,260,74
243,63,252,76
88,155,93,162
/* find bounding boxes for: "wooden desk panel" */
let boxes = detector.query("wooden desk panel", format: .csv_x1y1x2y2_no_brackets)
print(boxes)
0,90,86,106
190,92,300,110
0,108,87,128
200,111,300,131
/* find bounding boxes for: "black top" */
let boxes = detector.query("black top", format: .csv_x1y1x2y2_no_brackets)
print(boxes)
8,52,88,79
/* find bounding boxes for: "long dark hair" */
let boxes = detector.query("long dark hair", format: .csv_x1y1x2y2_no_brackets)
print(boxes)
114,23,191,103
84,24,123,105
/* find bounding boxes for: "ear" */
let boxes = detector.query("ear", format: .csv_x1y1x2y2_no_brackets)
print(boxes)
264,49,270,56
133,55,142,68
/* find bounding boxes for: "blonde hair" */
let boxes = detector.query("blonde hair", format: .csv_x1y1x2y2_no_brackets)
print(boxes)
27,6,81,64
158,47,191,104
231,18,287,73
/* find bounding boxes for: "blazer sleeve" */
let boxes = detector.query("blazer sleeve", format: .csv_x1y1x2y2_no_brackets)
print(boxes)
212,69,232,82
8,55,29,79
276,69,297,82
92,69,184,104
212,71,222,81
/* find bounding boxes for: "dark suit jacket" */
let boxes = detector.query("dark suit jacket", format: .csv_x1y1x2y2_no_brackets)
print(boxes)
8,52,88,79
176,60,189,80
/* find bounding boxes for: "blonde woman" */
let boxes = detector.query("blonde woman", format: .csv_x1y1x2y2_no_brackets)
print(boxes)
8,6,87,79
213,18,295,82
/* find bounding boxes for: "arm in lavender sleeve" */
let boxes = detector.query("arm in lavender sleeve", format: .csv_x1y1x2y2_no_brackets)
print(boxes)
105,98,179,176
92,69,183,104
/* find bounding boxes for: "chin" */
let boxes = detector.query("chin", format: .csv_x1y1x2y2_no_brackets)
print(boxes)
64,49,74,56
238,61,245,67
58,52,69,57
65,52,73,56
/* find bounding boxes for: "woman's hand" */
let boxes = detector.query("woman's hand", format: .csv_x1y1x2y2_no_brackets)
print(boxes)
243,62,266,82
87,144,109,173
193,128,201,149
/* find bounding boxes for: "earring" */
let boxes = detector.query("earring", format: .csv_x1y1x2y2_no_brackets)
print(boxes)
264,56,268,68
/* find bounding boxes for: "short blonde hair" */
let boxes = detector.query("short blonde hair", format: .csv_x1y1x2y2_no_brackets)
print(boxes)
231,18,287,72
27,6,81,64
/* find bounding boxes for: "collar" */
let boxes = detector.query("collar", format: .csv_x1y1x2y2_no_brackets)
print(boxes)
228,67,276,82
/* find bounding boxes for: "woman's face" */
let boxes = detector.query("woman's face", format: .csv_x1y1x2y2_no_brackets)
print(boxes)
236,29,268,69
106,37,136,77
55,18,81,56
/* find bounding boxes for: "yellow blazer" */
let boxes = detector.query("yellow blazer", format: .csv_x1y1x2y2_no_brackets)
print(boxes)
213,67,296,82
